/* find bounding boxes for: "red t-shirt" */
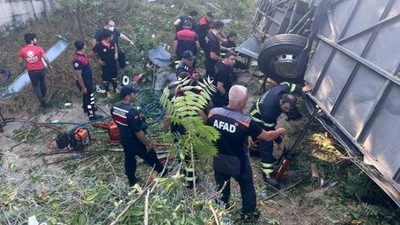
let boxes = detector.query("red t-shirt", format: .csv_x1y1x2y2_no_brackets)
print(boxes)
19,45,46,71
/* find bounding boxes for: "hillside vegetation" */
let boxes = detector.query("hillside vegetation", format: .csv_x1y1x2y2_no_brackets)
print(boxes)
0,0,399,225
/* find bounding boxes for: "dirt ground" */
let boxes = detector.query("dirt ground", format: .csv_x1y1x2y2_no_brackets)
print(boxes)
0,104,91,170
0,71,350,225
1,1,397,224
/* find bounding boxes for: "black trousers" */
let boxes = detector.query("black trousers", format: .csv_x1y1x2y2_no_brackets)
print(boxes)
214,159,257,215
101,62,118,82
199,34,206,50
234,60,248,70
259,139,275,163
204,57,217,78
76,75,95,117
181,152,197,189
101,61,118,92
122,143,164,186
28,68,47,102
118,48,126,69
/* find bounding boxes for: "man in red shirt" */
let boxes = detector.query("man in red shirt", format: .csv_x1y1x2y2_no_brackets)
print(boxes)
172,21,200,61
19,33,52,107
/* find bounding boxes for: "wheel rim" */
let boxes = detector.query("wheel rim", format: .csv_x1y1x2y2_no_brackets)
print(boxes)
271,54,298,78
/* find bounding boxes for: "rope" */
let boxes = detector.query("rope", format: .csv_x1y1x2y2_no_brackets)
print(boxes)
14,118,63,133
136,90,165,125
11,116,111,151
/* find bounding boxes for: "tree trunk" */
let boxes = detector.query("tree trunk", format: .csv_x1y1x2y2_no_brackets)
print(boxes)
41,0,50,23
76,3,85,40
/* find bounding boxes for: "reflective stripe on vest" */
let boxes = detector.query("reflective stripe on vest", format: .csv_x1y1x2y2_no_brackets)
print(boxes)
249,98,276,128
281,82,297,92
261,162,274,177
184,166,194,172
185,176,195,181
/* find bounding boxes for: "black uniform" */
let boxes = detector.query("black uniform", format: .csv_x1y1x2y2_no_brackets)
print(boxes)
221,40,247,70
176,61,195,76
167,84,202,188
176,16,197,32
168,91,188,135
111,101,164,186
249,82,302,179
212,61,233,107
207,107,262,215
174,29,199,60
220,39,235,57
92,41,118,92
204,31,220,77
72,52,96,118
94,27,126,69
196,17,213,49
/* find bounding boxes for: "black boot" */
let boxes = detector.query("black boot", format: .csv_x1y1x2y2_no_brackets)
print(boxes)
89,114,104,121
84,105,98,113
262,172,281,189
239,209,260,222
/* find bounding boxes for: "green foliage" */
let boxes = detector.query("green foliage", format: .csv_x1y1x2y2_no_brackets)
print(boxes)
4,0,400,224
160,77,220,164
114,176,232,224
346,202,400,225
267,218,280,225
338,165,376,201
328,165,400,224
160,77,220,200
57,0,103,12
12,124,54,143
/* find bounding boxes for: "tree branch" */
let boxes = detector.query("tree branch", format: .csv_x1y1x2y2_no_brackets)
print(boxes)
144,189,150,225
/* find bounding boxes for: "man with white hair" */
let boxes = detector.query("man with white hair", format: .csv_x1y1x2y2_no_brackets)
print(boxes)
207,85,286,222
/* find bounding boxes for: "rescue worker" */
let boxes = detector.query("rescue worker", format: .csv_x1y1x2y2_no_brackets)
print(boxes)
18,33,52,107
211,51,236,108
163,71,205,189
173,10,198,32
249,82,311,188
91,31,118,98
172,20,200,63
72,40,103,120
207,85,286,221
111,85,167,186
196,12,214,50
176,50,196,76
204,20,225,78
221,31,248,71
92,19,135,70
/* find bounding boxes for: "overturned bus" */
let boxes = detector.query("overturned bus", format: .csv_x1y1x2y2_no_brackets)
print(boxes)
236,0,400,206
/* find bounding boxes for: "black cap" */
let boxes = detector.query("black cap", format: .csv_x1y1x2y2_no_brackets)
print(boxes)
120,85,140,99
207,12,214,18
182,50,195,61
